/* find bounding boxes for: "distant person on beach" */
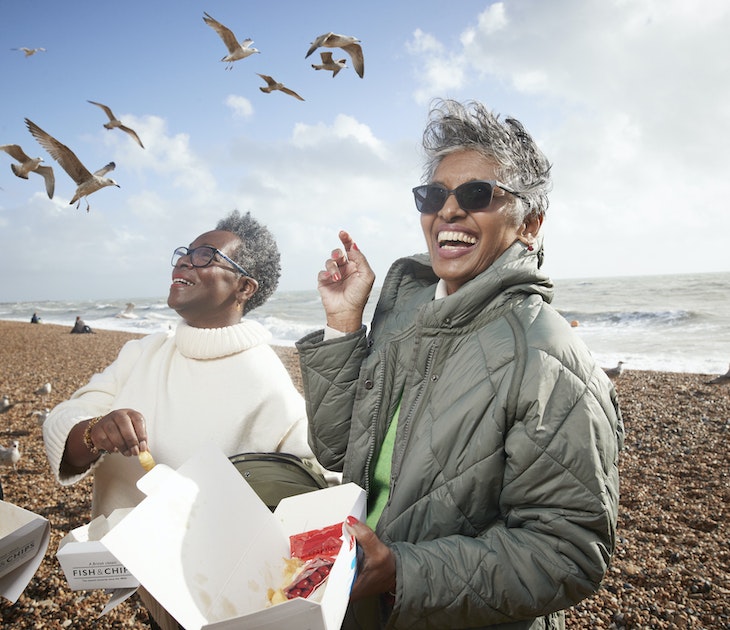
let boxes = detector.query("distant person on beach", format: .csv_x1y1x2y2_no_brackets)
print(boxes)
70,316,93,334
296,99,625,629
30,312,41,323
43,210,324,630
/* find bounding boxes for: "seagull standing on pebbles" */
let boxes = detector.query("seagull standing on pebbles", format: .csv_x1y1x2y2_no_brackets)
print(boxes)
203,12,259,70
87,101,145,148
25,118,120,213
602,361,625,379
35,382,52,399
0,440,21,472
256,74,305,101
706,363,730,385
305,32,364,78
0,395,10,412
12,47,46,57
31,408,50,425
311,51,347,77
0,144,55,198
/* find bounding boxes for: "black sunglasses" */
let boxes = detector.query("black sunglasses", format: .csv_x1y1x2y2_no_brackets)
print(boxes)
412,180,525,214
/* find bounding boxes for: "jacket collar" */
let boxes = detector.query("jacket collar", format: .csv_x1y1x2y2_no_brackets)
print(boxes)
379,239,554,330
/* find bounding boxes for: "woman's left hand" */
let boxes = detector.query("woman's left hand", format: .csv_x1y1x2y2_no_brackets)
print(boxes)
344,516,396,601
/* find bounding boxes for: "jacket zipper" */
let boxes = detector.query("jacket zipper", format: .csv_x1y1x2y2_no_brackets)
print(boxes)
363,351,388,495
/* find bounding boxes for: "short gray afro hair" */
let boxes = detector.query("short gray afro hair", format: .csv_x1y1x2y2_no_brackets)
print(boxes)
421,99,552,223
216,210,280,313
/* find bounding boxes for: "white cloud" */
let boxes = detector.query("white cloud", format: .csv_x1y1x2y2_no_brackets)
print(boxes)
406,29,466,105
291,114,387,159
224,95,254,120
475,2,508,34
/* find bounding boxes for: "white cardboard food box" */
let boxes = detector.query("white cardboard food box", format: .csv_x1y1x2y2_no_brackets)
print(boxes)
56,507,139,590
101,443,366,630
0,500,51,603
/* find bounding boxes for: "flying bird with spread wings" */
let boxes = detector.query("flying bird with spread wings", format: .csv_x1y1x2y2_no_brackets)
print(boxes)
256,74,305,101
12,47,46,57
25,118,120,213
0,144,55,198
203,12,259,69
305,32,364,78
311,51,347,77
87,101,145,148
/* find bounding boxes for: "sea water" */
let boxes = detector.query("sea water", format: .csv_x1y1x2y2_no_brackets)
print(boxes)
1,271,728,375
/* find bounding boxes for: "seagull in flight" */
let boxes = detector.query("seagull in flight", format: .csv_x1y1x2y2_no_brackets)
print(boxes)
203,12,259,69
25,118,120,213
87,101,145,148
305,33,364,78
256,74,305,101
0,144,55,198
311,51,347,77
12,47,46,57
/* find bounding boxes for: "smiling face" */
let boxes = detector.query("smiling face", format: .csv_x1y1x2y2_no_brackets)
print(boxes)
167,229,255,328
420,150,541,295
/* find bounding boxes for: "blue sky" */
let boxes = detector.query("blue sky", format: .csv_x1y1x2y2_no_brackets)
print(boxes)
1,0,728,301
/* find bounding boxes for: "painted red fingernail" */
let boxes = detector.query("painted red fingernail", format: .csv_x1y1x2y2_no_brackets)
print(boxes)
346,515,358,526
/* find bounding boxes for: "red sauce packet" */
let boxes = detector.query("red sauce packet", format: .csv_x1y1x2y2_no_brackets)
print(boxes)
283,555,334,599
289,521,344,561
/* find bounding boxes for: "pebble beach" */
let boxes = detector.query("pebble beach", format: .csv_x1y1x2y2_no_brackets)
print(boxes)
0,320,728,629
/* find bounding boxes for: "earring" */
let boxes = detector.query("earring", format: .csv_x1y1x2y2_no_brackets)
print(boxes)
527,243,534,252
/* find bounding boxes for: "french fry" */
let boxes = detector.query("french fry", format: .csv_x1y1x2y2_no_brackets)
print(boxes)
138,449,156,471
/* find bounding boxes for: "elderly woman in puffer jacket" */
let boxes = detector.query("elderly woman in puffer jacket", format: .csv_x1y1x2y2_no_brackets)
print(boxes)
295,98,624,630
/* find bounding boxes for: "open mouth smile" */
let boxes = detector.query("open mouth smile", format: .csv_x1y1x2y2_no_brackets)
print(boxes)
438,230,477,249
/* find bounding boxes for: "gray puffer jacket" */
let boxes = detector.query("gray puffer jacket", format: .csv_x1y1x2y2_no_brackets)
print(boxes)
296,242,624,629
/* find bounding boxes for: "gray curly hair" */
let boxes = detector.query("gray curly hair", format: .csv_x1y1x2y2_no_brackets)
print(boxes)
216,210,280,313
421,99,552,224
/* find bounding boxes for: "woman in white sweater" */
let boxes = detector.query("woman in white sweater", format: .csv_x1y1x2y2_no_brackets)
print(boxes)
43,210,314,629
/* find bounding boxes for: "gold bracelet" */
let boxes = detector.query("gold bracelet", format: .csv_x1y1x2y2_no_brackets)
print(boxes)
83,416,104,454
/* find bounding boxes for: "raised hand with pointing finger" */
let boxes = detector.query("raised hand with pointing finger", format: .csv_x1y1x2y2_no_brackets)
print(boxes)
317,230,375,334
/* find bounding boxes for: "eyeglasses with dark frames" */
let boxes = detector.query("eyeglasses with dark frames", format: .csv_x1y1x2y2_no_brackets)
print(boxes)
412,180,526,214
171,246,249,276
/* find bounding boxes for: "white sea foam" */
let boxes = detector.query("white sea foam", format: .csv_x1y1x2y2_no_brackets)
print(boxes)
2,272,728,373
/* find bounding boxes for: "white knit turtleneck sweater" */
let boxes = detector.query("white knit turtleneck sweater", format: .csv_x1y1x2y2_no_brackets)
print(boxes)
43,319,312,518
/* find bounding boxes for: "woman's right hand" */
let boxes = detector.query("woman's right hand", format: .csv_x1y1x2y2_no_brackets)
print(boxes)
87,409,148,457
318,230,375,333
